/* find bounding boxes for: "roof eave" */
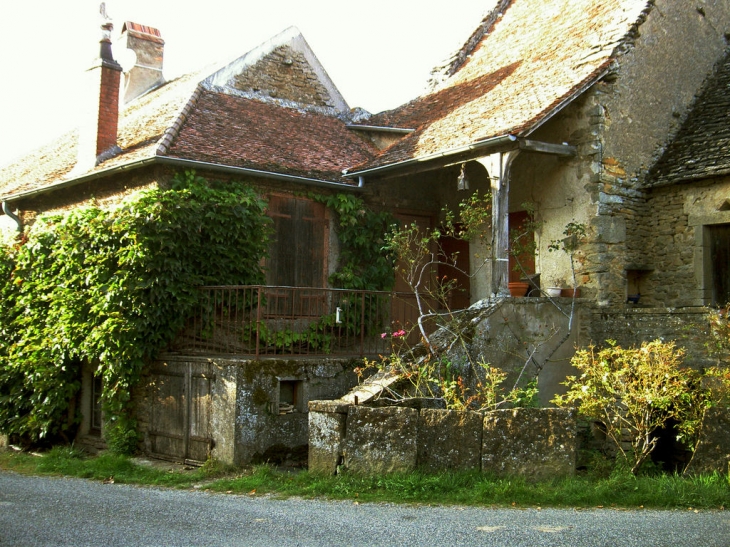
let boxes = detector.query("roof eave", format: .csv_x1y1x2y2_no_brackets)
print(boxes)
1,156,361,205
344,135,576,180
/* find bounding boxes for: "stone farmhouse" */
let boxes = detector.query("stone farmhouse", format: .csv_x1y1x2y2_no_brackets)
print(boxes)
1,0,729,465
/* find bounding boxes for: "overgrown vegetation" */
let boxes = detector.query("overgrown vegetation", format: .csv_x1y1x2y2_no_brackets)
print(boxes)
1,449,727,509
0,171,272,450
313,193,395,291
554,339,730,475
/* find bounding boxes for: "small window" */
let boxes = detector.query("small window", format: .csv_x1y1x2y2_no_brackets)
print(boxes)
278,379,304,414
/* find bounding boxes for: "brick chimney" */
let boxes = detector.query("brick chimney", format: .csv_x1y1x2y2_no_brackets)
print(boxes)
76,3,123,171
116,22,165,104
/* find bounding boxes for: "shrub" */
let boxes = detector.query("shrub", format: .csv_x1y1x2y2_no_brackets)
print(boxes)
553,339,728,475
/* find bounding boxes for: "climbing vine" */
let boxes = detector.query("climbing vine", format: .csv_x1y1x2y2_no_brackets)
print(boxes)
0,171,272,451
312,193,395,291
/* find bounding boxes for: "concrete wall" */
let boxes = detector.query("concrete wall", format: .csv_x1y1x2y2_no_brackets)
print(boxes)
135,355,360,466
442,298,587,407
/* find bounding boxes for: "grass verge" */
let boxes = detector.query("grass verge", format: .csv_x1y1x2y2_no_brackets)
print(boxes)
1,447,728,509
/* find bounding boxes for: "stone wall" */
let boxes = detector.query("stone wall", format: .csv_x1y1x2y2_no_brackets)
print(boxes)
685,408,730,476
308,402,577,478
635,177,730,309
230,44,336,108
588,306,716,369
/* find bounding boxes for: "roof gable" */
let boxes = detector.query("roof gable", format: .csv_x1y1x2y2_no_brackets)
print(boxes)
203,27,349,113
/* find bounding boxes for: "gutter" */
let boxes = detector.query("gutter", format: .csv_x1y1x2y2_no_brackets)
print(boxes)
343,134,519,178
2,202,21,232
0,156,361,205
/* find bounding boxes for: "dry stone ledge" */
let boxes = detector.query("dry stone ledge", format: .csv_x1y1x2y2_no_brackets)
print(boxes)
684,407,730,475
418,409,483,472
482,407,577,480
343,406,418,475
308,401,349,475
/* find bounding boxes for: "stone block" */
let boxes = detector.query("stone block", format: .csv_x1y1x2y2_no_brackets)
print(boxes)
417,409,482,472
308,399,351,414
308,408,348,475
482,408,577,480
343,406,418,475
684,408,730,476
0,433,7,450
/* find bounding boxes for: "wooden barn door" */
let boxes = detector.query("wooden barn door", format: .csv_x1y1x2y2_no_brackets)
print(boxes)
148,361,214,464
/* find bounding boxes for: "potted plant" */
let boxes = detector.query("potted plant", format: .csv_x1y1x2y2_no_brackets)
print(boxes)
548,221,586,299
544,277,563,297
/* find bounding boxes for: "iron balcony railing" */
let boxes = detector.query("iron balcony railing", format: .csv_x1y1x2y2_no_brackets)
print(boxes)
171,285,430,358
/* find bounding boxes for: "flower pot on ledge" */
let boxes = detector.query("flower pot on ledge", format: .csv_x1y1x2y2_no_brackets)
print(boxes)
508,282,530,297
545,287,562,298
561,287,581,298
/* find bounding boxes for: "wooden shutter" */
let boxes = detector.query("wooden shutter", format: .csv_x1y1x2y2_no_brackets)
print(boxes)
266,195,328,288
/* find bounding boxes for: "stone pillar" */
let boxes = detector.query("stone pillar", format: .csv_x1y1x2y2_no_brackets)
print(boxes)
308,400,350,475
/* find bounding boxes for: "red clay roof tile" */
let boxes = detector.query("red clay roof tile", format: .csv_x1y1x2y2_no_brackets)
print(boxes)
166,90,376,182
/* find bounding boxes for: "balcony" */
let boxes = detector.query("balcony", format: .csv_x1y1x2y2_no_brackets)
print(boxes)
170,285,430,358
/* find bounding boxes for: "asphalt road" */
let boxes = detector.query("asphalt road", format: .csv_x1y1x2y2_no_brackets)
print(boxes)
1,470,729,547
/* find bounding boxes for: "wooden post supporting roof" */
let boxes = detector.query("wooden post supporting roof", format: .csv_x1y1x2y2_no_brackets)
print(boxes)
476,150,521,297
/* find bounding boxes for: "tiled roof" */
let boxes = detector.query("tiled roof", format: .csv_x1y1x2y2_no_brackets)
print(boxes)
0,70,204,199
648,49,730,186
166,90,376,182
0,28,371,201
349,0,651,173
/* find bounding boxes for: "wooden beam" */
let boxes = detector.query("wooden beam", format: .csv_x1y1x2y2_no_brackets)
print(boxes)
519,139,576,157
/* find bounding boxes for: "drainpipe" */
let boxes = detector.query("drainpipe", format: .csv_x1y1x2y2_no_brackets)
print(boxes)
2,202,21,232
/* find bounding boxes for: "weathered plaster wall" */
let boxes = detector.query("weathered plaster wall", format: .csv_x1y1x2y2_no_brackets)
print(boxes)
513,93,598,296
232,358,360,465
445,298,587,407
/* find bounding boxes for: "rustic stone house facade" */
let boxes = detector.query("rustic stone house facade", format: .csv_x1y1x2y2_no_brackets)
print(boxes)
2,0,730,464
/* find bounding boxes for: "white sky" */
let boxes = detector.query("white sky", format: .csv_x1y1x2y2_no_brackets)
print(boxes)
0,0,494,167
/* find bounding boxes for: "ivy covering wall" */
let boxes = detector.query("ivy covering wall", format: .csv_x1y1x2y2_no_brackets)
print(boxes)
0,171,272,450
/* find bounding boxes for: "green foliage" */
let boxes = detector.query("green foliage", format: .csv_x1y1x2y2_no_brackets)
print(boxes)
707,307,730,360
2,449,728,508
312,193,395,291
360,351,537,412
553,340,729,475
0,171,272,450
